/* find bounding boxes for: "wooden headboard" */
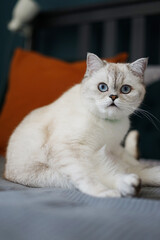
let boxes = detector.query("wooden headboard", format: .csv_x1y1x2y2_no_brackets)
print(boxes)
27,0,160,63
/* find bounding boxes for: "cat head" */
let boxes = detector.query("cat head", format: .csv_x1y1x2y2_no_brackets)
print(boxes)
81,53,148,120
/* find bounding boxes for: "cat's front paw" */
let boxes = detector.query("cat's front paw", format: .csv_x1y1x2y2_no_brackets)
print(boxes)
117,174,141,197
97,189,121,198
80,185,121,198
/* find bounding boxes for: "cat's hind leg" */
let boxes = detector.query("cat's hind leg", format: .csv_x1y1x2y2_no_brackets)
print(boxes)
4,155,72,188
5,146,121,197
125,130,139,160
120,151,160,187
92,145,141,197
4,124,67,188
138,164,160,186
52,154,121,197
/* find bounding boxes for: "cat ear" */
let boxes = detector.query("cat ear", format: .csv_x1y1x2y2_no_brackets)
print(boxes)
129,58,148,78
86,53,104,76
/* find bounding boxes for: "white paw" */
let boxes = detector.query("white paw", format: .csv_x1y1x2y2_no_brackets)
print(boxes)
82,187,121,198
117,174,141,197
98,189,121,198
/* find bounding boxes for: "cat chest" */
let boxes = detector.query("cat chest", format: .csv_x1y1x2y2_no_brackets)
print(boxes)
89,120,129,150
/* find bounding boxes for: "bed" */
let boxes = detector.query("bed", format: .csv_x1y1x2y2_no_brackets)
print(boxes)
1,0,160,239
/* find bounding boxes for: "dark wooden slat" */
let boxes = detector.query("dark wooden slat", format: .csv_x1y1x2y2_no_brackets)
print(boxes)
33,1,160,28
24,25,38,50
103,20,117,57
24,33,32,50
159,24,160,64
77,24,91,59
130,17,146,61
27,0,160,64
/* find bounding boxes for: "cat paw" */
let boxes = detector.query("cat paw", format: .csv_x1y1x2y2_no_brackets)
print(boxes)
97,189,121,198
117,174,141,197
82,187,121,198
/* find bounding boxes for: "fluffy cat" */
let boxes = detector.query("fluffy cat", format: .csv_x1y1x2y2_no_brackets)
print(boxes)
4,53,160,197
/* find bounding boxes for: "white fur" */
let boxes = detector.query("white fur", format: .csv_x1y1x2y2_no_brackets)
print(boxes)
130,58,148,77
125,130,139,159
5,54,160,198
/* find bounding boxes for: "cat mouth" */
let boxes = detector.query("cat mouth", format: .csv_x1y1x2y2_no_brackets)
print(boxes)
109,103,118,107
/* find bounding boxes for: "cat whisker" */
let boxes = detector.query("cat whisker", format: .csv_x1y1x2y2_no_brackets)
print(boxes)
135,109,160,131
137,108,160,124
117,102,159,129
129,106,160,130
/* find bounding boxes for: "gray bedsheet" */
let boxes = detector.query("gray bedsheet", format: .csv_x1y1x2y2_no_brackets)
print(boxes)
0,156,160,240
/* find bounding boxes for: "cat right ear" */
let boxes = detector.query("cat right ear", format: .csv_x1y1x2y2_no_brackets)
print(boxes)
129,58,148,78
86,53,104,76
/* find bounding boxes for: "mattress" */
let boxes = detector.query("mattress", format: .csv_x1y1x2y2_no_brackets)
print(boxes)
0,156,160,240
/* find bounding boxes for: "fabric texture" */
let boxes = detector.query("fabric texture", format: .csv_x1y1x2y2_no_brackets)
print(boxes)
0,156,160,240
0,48,128,156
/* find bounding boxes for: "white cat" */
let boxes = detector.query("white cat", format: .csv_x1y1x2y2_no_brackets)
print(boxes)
4,53,160,197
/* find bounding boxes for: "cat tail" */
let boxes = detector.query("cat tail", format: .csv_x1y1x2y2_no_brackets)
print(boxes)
125,130,140,160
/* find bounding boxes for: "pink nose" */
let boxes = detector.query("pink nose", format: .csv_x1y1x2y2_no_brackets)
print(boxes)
109,95,118,101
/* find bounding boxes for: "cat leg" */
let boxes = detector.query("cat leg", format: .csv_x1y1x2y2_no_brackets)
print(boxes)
96,145,141,197
4,161,68,188
57,157,121,197
125,130,139,160
115,173,141,197
138,165,160,186
102,167,141,197
105,169,141,197
5,153,121,197
112,145,160,188
118,146,160,187
117,144,141,167
76,180,121,198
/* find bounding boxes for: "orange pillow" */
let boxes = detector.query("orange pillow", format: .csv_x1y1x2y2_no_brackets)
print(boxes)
0,48,128,156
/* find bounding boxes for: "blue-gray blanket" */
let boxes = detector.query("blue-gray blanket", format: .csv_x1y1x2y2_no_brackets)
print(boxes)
0,156,160,240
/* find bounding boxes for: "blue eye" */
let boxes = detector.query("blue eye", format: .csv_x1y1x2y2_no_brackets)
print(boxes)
98,83,108,92
120,85,132,94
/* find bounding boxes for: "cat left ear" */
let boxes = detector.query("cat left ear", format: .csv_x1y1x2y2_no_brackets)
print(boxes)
86,53,104,76
129,58,148,78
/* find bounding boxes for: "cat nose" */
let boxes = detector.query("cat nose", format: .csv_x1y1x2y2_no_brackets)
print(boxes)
109,95,118,101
